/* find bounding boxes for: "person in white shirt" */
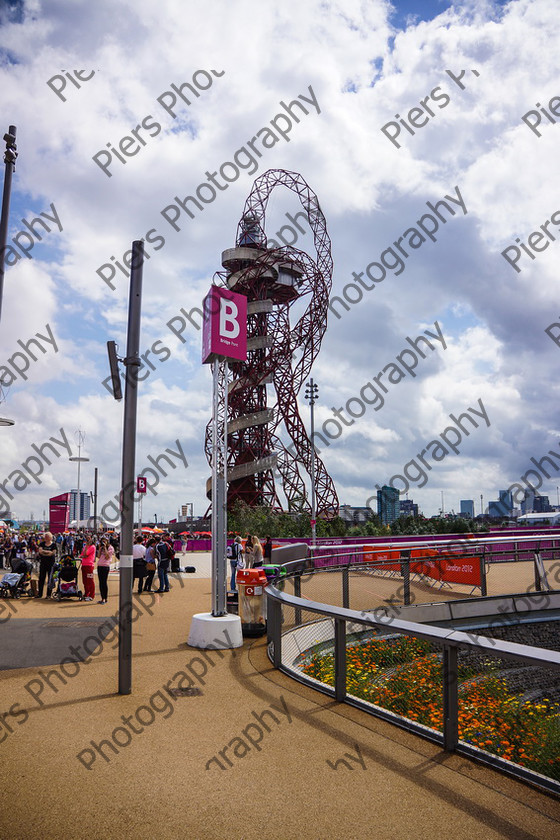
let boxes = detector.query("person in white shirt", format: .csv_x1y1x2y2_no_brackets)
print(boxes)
132,536,147,594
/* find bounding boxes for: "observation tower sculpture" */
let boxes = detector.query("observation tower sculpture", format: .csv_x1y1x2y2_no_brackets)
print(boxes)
205,169,338,518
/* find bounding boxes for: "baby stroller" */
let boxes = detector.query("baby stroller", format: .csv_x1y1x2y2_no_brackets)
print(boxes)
52,555,83,601
0,557,33,598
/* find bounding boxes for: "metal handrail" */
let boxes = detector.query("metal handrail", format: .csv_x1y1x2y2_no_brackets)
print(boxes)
266,580,560,669
265,568,560,795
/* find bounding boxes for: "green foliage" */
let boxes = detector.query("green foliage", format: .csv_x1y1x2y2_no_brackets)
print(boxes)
226,501,484,540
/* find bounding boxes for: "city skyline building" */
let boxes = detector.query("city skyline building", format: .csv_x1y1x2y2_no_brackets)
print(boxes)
377,485,400,525
460,499,475,518
499,489,514,513
399,498,419,518
69,490,90,524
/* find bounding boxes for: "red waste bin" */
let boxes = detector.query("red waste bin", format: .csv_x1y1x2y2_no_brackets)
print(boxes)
236,568,268,637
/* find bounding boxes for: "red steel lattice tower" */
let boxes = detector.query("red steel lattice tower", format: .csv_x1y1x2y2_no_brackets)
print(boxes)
205,169,338,517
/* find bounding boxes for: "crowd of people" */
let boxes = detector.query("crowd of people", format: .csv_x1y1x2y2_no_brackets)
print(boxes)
0,529,183,605
1,529,273,601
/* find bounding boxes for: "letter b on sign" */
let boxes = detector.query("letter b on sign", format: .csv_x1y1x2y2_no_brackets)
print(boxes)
220,299,240,340
202,286,247,364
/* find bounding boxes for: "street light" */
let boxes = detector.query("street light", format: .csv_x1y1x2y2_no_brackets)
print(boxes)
304,378,319,547
69,430,89,527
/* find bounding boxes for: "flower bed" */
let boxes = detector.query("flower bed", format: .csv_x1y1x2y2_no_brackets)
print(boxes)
301,635,560,779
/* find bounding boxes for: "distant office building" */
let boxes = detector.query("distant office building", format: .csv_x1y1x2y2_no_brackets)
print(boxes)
521,490,535,514
460,500,474,518
377,486,400,525
534,494,551,513
69,490,90,524
399,499,418,518
488,501,507,518
339,505,375,525
499,490,513,514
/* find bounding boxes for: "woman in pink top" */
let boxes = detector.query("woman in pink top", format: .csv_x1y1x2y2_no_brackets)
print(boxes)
80,534,96,601
96,537,114,604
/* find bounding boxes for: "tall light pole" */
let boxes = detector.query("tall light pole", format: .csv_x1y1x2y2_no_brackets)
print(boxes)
304,378,319,547
69,430,89,527
0,126,17,325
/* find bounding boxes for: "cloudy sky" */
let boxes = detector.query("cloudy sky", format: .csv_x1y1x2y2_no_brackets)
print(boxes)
0,0,558,525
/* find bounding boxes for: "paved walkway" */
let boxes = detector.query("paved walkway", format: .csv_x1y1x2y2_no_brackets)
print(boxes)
0,555,559,839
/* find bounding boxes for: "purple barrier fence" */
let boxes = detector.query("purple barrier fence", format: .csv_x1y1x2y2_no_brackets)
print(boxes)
185,528,560,563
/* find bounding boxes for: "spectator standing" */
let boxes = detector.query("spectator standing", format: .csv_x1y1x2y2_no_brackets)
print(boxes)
109,532,120,559
156,537,170,593
132,536,147,594
244,535,254,569
96,537,114,604
263,536,272,562
252,536,264,568
144,538,157,592
36,531,57,598
81,534,96,601
229,535,244,592
14,536,27,563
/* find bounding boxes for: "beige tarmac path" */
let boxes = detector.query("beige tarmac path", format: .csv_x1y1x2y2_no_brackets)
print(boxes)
0,557,559,839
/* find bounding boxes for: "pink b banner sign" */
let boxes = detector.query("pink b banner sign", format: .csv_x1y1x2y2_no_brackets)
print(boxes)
202,286,248,364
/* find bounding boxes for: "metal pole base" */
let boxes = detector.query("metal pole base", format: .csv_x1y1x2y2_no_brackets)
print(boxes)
187,612,243,649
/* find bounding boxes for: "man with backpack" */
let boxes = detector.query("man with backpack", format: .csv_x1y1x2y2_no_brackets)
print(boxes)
228,535,244,592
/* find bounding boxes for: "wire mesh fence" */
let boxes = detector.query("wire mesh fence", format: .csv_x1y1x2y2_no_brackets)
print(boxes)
267,566,560,793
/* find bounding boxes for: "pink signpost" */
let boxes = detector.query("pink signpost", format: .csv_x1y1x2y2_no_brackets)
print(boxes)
189,284,246,650
202,285,247,364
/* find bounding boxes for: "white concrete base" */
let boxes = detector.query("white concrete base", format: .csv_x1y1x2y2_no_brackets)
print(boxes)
187,612,243,649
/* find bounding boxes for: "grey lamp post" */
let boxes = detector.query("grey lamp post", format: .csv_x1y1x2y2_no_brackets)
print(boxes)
304,378,319,547
0,126,17,325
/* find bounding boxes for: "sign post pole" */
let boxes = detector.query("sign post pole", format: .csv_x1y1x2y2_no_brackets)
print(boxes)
188,286,247,649
137,476,147,536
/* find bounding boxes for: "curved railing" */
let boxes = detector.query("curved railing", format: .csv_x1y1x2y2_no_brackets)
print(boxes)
265,558,560,795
